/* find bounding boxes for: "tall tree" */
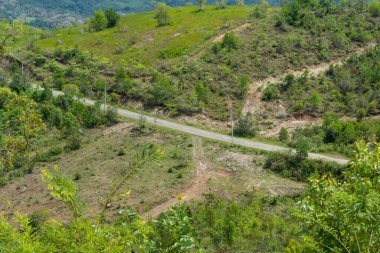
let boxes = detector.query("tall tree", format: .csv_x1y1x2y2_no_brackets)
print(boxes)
89,10,108,32
104,8,120,28
154,3,171,26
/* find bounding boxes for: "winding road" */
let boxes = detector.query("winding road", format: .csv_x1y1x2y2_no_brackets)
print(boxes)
35,86,349,165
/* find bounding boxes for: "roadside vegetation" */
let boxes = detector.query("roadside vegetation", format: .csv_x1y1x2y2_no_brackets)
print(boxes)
0,1,379,252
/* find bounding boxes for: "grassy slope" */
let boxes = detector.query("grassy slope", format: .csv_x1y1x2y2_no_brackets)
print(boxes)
0,120,303,220
35,6,253,66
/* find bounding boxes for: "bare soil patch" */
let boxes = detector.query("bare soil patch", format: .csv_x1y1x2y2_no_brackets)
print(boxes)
213,23,252,43
242,43,377,137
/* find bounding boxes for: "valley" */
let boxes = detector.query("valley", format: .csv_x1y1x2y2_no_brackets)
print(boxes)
0,0,379,252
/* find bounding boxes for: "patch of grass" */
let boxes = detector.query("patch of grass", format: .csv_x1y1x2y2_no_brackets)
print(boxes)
35,6,253,66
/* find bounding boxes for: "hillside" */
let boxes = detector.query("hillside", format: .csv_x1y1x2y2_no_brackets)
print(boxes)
1,0,380,252
0,0,277,28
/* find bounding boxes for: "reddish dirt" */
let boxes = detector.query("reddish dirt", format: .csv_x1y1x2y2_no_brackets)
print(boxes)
142,137,230,220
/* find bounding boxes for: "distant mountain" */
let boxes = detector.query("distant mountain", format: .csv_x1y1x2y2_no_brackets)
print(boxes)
0,0,278,29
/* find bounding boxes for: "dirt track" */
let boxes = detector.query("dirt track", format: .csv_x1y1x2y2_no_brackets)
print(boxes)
242,42,377,116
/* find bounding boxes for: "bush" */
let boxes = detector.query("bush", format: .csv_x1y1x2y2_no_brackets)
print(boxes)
28,210,49,231
369,0,380,17
33,54,47,67
262,84,279,101
0,177,6,187
279,127,289,142
65,134,81,151
235,113,257,137
221,32,238,50
73,173,82,181
47,146,63,157
264,152,344,181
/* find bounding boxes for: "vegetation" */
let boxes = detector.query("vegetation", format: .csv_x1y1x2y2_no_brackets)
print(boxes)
1,141,378,252
0,1,379,252
264,151,344,181
0,71,117,185
235,113,257,137
154,3,172,26
292,141,380,251
281,46,380,117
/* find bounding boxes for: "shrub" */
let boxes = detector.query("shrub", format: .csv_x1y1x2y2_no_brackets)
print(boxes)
73,173,82,181
65,134,82,151
33,54,46,67
47,146,63,157
221,32,238,50
262,84,279,101
118,147,126,156
28,210,49,231
369,0,380,17
235,113,257,137
279,127,289,142
264,152,344,181
0,177,6,187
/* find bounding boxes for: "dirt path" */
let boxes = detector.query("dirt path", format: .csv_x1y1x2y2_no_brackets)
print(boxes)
212,23,252,43
242,42,377,116
142,137,229,220
187,22,252,62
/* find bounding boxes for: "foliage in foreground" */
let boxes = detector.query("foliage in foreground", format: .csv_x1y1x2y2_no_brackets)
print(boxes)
291,141,380,252
0,141,379,252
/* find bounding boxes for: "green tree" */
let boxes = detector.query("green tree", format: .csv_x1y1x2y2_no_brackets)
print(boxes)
154,3,172,26
294,136,310,161
63,83,81,97
221,32,238,50
195,83,211,103
0,88,46,169
309,91,322,111
235,113,257,137
149,73,175,106
0,21,23,56
104,8,120,28
89,10,108,32
296,141,380,251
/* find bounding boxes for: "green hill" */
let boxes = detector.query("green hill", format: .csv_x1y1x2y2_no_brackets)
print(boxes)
0,0,278,28
28,3,379,122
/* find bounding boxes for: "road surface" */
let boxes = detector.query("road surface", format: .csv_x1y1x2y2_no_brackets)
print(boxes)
39,86,349,165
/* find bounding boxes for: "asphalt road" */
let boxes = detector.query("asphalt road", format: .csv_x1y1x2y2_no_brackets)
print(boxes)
47,87,349,165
